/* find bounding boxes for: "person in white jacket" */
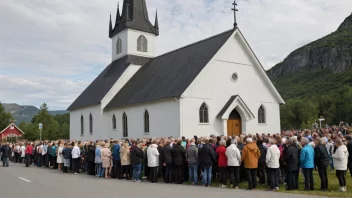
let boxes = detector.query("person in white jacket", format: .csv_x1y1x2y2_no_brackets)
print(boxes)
266,139,281,191
332,138,349,192
147,142,159,183
225,139,241,189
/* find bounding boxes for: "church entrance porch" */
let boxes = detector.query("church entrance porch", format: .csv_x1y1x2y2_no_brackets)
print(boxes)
217,95,255,137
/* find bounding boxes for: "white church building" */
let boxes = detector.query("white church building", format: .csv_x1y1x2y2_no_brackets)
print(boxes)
68,0,285,140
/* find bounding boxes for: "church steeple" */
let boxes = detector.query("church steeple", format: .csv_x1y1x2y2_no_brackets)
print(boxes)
154,9,159,36
109,13,113,37
109,0,159,38
115,3,121,28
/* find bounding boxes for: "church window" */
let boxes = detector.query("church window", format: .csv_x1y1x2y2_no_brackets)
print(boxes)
258,105,266,124
231,73,238,82
122,113,128,137
89,114,93,134
199,103,209,123
112,114,116,130
81,115,84,135
116,37,122,54
137,35,148,52
144,110,150,133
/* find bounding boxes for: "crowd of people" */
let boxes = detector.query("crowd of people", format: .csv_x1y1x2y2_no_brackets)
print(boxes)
1,125,352,193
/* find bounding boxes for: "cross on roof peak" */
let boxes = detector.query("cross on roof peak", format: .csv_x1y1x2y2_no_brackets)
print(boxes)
231,0,239,28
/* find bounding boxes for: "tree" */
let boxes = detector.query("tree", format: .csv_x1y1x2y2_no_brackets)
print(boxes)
0,102,13,131
31,103,60,140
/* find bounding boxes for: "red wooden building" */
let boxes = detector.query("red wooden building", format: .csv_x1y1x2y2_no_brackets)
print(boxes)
0,123,25,142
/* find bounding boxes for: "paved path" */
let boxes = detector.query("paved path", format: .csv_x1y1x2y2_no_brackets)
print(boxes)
0,163,326,198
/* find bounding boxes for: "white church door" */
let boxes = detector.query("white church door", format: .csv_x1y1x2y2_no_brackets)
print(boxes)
227,109,241,137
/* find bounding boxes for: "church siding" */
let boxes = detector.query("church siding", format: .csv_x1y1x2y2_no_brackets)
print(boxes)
70,104,105,141
105,99,180,139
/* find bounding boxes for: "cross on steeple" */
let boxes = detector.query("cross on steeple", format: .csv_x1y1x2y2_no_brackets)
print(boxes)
231,0,238,28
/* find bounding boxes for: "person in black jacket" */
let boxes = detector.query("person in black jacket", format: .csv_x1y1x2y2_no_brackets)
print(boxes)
284,138,299,190
172,140,186,184
86,141,96,175
314,137,330,191
199,139,217,187
163,140,173,183
346,136,352,177
1,143,12,167
257,140,267,184
131,142,144,182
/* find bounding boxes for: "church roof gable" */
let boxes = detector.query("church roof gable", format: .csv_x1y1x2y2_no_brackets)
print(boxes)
67,55,150,111
105,29,234,109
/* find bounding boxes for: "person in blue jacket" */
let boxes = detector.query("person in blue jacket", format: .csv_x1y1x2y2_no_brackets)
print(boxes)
111,141,121,178
300,137,315,191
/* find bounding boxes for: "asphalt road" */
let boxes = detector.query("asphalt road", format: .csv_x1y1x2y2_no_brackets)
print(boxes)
0,163,327,198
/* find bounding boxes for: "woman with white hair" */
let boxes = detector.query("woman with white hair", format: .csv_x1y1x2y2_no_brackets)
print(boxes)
216,140,228,188
266,139,280,191
225,139,241,189
332,138,349,192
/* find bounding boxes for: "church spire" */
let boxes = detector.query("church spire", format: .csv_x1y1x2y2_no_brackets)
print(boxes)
109,13,112,37
125,3,130,21
115,2,121,28
154,9,159,36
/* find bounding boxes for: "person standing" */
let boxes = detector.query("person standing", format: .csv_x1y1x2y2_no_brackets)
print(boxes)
25,142,33,167
1,143,11,167
186,139,198,185
86,141,95,175
111,141,121,179
71,142,81,175
257,139,267,185
131,142,144,182
20,143,26,164
314,137,330,191
120,142,131,180
198,139,217,187
57,142,64,171
62,143,72,173
226,139,241,189
346,136,352,177
216,140,228,188
300,137,315,191
241,138,260,190
164,140,174,183
147,140,160,183
284,138,299,190
172,140,186,184
51,142,58,169
332,138,349,192
101,142,112,179
266,139,281,191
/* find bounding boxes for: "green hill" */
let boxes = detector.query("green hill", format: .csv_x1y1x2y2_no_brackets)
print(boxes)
267,13,352,129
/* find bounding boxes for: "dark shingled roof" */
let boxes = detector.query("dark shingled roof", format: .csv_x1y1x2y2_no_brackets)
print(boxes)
67,55,150,111
105,29,234,109
110,0,158,38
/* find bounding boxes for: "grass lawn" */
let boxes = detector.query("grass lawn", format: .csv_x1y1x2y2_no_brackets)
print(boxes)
205,170,352,197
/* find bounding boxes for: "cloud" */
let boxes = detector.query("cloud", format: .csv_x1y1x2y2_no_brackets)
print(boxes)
0,0,351,109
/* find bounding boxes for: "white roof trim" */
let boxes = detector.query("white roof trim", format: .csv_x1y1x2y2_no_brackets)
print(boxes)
221,96,255,120
0,123,25,134
233,29,285,105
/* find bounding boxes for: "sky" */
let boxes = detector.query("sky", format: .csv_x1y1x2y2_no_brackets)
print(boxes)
0,0,351,110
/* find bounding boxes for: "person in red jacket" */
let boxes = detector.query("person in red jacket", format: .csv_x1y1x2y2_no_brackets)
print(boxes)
25,142,33,167
216,140,228,188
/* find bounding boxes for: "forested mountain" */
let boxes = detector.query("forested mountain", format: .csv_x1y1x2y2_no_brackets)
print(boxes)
267,13,352,129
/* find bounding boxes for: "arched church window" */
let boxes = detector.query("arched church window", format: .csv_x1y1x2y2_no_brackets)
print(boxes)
137,35,148,52
144,110,150,133
122,113,128,137
89,114,93,134
258,105,266,124
81,115,84,135
112,114,116,130
116,37,122,54
199,103,209,123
